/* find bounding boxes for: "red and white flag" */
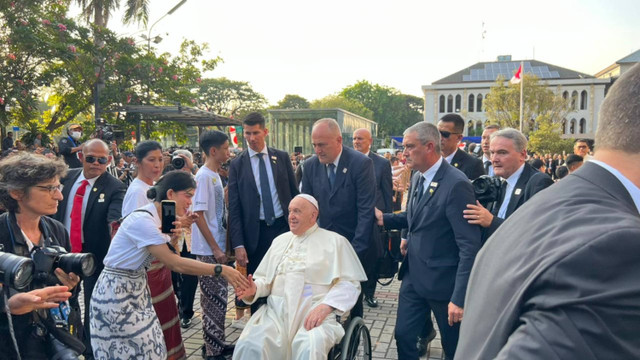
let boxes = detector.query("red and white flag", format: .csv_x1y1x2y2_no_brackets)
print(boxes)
229,126,238,148
510,64,522,84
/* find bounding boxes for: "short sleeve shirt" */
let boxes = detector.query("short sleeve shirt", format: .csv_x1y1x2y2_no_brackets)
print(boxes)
190,165,226,256
121,178,153,217
103,202,169,270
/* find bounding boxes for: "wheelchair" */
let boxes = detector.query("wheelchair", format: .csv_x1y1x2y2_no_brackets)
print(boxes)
327,315,372,360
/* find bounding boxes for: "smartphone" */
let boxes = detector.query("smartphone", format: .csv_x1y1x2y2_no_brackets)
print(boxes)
161,200,176,234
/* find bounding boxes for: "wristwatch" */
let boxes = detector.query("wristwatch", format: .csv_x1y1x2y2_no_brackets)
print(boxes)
214,264,223,276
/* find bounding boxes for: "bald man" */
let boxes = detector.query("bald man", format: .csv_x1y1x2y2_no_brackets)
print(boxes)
52,138,126,359
234,195,367,360
353,128,393,308
301,118,376,318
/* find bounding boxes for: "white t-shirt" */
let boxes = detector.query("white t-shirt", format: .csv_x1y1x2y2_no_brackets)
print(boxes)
103,202,169,270
190,165,226,256
121,177,153,217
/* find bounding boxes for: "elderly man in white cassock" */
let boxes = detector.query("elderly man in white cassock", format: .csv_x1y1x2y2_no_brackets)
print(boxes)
233,194,367,360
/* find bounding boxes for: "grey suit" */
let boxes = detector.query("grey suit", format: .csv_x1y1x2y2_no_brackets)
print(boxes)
456,162,640,360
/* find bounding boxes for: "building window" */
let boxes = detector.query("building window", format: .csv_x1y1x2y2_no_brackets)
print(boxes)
468,94,475,112
579,118,586,134
570,119,576,134
580,90,587,110
455,95,461,112
562,91,568,100
439,95,445,113
475,121,482,135
477,94,483,112
562,119,567,134
447,95,453,113
571,91,578,110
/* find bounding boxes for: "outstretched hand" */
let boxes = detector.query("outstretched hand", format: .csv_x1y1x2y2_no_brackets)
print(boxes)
235,274,257,301
8,286,71,315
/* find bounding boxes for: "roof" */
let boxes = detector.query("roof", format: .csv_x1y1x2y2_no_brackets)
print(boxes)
433,59,594,84
111,105,241,126
617,49,640,64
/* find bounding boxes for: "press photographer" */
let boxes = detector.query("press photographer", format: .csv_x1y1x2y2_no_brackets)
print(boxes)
0,153,90,359
463,128,553,242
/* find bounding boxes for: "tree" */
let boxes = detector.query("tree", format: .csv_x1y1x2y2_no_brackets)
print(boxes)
195,77,268,119
275,94,309,109
309,95,374,120
484,74,571,135
74,0,149,28
527,115,574,155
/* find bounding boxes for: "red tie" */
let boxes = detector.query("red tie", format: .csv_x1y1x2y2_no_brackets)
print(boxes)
70,180,89,253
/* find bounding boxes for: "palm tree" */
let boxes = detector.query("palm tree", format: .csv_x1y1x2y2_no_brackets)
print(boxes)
75,0,149,28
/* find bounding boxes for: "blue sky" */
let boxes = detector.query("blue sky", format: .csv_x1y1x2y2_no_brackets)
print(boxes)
70,0,640,104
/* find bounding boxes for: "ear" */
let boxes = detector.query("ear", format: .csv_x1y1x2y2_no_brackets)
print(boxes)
78,152,84,162
108,155,113,163
9,189,24,202
263,128,269,137
166,189,176,200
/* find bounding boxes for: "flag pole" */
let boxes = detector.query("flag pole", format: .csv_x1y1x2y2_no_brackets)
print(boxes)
519,61,524,132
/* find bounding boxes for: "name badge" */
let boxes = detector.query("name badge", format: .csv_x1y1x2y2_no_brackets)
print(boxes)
515,188,522,195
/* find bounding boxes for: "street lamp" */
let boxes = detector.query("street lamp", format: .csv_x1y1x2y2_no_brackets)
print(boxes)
146,0,187,53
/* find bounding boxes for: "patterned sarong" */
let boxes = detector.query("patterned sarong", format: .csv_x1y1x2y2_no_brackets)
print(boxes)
197,255,229,357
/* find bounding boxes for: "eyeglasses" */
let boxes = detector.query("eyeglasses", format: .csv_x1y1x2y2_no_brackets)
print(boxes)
35,184,64,195
85,155,109,164
439,130,462,139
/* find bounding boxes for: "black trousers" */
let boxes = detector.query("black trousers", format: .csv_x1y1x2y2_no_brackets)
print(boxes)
395,278,459,360
247,216,288,314
69,267,100,359
171,242,198,320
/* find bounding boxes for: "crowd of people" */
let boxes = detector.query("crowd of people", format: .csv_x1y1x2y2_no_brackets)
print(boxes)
0,63,638,360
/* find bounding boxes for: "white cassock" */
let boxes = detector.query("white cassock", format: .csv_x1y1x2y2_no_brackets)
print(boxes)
233,224,367,360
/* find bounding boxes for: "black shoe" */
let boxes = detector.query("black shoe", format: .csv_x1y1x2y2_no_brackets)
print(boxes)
365,296,379,308
416,328,437,357
222,343,235,355
180,318,191,329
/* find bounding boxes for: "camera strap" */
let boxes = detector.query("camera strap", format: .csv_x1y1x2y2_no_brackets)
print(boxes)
2,288,22,360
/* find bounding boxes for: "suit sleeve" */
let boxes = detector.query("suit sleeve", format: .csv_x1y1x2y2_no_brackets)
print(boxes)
352,158,376,259
301,160,313,196
383,212,408,230
228,160,245,249
524,173,554,199
283,151,299,199
107,180,126,222
446,179,481,307
381,160,394,213
470,158,485,180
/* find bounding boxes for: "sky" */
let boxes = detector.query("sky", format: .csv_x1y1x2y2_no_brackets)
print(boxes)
69,0,640,105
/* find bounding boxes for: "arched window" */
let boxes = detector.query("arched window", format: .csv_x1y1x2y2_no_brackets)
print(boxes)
455,95,461,112
580,90,587,110
439,95,445,113
477,94,483,112
579,118,586,134
562,119,567,134
562,91,568,100
447,95,453,113
570,119,576,134
571,91,578,110
468,94,475,112
467,120,473,136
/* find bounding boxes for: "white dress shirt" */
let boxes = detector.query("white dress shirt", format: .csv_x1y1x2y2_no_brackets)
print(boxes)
483,154,494,176
497,164,525,218
63,172,99,243
417,157,444,197
248,146,284,220
590,160,640,213
444,150,456,164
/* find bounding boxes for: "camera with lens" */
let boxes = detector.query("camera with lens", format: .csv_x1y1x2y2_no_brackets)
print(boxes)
171,156,186,170
31,246,96,287
472,175,503,207
94,118,125,145
0,249,35,290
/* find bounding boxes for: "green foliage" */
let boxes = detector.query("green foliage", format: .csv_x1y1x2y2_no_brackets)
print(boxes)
528,115,574,155
309,95,374,120
484,74,571,134
19,120,52,146
275,94,310,109
75,0,149,27
195,77,267,119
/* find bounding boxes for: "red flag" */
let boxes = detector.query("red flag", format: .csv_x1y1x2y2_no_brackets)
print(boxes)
229,126,238,148
510,64,522,84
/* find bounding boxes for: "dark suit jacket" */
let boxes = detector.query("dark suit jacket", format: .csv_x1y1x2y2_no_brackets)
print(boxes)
485,163,554,239
228,147,298,254
52,168,125,267
456,161,640,360
450,149,485,180
301,146,376,261
369,152,393,213
383,161,481,306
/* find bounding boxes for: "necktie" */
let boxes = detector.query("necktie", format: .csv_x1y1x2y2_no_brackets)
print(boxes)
69,180,89,253
327,163,336,189
484,160,491,175
413,175,425,207
257,153,276,226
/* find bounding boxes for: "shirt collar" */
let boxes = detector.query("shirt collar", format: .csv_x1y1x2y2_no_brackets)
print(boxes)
482,154,491,163
505,163,525,186
421,156,444,182
79,171,99,186
589,160,640,213
248,145,268,158
444,149,457,164
331,147,343,168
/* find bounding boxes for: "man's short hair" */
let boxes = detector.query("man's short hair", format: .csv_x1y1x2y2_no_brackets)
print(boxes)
530,158,545,171
596,63,640,153
565,154,583,170
404,122,441,153
200,130,229,155
490,128,528,153
484,124,500,131
439,113,465,133
555,165,569,179
242,112,266,128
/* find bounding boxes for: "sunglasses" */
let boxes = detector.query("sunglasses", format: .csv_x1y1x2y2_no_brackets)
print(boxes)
439,130,462,139
85,155,109,164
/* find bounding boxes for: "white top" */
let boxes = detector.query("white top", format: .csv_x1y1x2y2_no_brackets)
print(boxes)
103,202,169,270
248,146,284,219
62,171,98,243
121,177,153,217
498,163,525,218
190,165,226,256
590,160,640,213
444,149,456,164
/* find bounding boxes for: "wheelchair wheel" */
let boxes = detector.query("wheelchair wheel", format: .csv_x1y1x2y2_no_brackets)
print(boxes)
340,316,372,360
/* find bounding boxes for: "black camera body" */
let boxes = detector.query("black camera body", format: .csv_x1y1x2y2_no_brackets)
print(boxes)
472,175,503,206
171,156,185,170
94,121,125,145
31,246,96,288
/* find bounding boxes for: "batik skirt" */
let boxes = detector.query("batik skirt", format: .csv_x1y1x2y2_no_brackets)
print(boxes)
90,267,167,360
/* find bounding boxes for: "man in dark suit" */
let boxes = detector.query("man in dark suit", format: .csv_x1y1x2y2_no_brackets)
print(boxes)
464,128,553,241
439,114,484,180
52,138,125,359
228,112,299,313
455,63,640,360
353,128,393,308
481,124,500,176
375,122,481,360
301,118,376,319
